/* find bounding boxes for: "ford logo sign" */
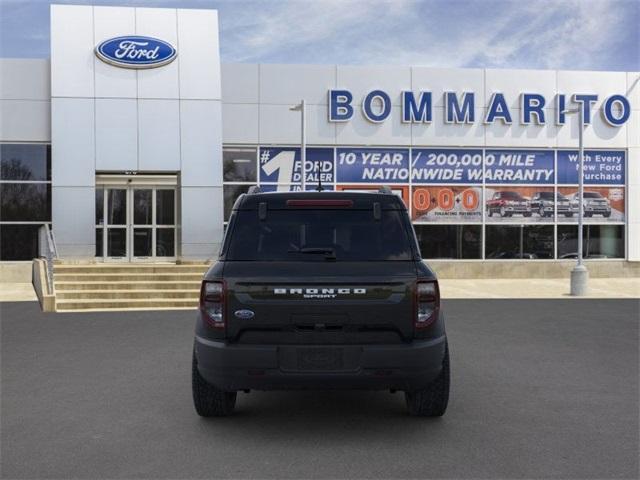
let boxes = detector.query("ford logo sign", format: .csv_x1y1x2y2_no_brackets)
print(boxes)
234,309,255,320
95,36,177,69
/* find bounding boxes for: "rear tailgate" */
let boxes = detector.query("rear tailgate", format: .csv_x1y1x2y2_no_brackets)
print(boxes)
223,261,417,344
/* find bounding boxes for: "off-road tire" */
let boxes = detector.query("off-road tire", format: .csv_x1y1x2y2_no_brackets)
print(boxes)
405,342,450,417
603,211,611,218
192,352,237,417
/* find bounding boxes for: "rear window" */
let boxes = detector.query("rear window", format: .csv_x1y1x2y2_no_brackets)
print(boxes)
225,209,414,261
501,192,524,200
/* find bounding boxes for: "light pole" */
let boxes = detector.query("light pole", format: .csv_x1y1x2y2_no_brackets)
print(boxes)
564,104,588,295
289,100,306,191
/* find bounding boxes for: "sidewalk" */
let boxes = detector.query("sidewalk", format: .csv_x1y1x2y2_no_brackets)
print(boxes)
0,279,638,304
0,283,37,302
439,278,640,299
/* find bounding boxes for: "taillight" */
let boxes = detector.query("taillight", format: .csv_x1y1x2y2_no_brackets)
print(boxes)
415,280,439,329
200,280,225,329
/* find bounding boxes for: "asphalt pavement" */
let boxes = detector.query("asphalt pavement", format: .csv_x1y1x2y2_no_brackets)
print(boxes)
1,300,638,479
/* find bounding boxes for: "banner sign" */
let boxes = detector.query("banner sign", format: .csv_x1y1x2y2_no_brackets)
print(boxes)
484,150,554,184
557,187,624,222
557,150,625,185
260,184,334,192
412,186,482,222
411,149,483,184
259,147,334,185
336,148,409,183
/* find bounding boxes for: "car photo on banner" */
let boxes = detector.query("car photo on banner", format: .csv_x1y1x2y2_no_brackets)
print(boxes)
485,187,555,223
557,187,625,223
412,186,482,223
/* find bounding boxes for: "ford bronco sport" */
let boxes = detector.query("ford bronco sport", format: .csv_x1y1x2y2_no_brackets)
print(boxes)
192,187,449,417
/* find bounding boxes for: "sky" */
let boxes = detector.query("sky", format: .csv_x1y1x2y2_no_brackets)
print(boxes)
0,0,638,71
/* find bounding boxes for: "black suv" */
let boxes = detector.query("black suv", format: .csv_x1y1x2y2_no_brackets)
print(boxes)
192,188,449,417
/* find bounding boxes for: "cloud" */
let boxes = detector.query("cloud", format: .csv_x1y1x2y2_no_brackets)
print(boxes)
0,0,637,70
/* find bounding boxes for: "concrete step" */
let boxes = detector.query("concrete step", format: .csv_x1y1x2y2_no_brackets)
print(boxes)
56,289,199,300
55,281,201,291
54,273,204,282
53,264,208,274
55,298,199,311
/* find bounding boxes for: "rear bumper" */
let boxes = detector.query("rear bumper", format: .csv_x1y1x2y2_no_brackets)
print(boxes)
194,335,447,392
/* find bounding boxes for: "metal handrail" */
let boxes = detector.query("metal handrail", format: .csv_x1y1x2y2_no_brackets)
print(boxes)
38,224,58,294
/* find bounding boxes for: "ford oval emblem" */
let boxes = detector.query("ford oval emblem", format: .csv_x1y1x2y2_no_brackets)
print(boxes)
234,309,255,320
95,36,177,69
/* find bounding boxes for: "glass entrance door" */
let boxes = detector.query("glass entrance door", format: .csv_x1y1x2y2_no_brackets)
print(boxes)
96,185,176,262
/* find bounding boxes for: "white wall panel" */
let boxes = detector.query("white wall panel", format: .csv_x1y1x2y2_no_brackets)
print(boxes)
181,186,223,247
52,186,95,245
259,104,300,144
260,64,335,105
0,100,50,142
221,63,259,103
0,59,50,100
628,148,640,187
136,7,179,99
221,103,259,144
336,106,411,146
138,99,180,170
181,100,223,187
626,72,640,110
411,67,485,108
485,108,558,147
93,6,137,98
557,70,627,111
556,111,627,148
412,107,485,147
485,69,556,110
306,105,336,145
627,110,640,148
51,4,95,98
625,147,638,261
51,98,94,186
177,9,220,100
337,66,410,107
95,98,137,171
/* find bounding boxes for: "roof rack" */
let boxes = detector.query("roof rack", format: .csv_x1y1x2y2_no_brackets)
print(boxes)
378,185,393,195
247,186,262,194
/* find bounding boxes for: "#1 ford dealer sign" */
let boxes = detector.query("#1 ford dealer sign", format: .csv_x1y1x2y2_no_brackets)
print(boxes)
95,35,177,69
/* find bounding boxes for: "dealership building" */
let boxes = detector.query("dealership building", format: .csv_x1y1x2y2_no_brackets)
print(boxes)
1,4,639,272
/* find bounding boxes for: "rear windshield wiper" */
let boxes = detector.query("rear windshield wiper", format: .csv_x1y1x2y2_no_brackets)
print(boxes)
287,247,337,260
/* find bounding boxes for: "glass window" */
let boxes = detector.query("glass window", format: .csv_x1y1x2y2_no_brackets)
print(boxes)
223,148,257,182
156,190,175,225
95,228,103,257
226,209,414,262
156,228,175,257
414,225,482,259
107,189,127,225
486,225,554,259
107,228,126,257
95,188,104,226
133,189,152,225
0,183,51,221
0,224,40,260
133,228,152,257
223,184,253,221
557,225,624,259
0,144,50,181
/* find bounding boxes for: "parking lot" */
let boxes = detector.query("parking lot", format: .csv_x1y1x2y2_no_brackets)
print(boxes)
1,299,638,479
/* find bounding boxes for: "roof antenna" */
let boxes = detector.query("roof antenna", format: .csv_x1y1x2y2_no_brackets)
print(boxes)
316,160,323,192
